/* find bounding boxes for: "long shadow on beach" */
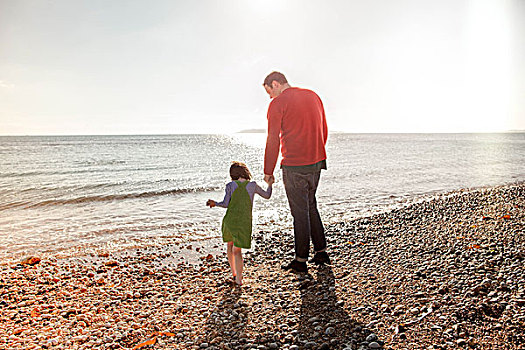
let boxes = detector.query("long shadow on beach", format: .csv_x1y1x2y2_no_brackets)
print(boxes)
297,265,368,349
200,285,247,348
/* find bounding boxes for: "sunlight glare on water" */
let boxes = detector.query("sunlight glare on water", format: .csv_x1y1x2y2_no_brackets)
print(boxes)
0,133,523,263
229,133,267,149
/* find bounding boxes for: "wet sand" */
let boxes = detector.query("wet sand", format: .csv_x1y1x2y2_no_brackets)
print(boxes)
1,183,524,350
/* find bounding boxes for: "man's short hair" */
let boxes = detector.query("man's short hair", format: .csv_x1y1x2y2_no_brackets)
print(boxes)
263,71,288,87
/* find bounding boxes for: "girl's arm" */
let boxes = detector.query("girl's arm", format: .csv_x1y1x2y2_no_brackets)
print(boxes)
214,183,234,208
254,182,272,199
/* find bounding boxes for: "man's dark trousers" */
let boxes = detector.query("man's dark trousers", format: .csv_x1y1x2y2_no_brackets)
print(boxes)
282,168,326,261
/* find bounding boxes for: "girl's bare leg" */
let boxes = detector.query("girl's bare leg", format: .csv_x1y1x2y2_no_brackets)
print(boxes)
227,242,236,279
232,246,243,285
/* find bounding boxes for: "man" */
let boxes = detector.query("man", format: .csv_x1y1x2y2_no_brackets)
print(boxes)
262,71,330,273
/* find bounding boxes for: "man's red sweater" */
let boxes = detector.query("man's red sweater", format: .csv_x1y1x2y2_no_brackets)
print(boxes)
264,87,328,175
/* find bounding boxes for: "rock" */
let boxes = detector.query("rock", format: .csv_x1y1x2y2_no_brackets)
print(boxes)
46,337,60,346
20,256,41,266
366,334,378,342
369,342,381,349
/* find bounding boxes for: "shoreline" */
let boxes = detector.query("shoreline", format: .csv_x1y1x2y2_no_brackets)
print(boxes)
2,180,523,267
1,182,524,349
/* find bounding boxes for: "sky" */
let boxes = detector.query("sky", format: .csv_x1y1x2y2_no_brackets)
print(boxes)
0,0,524,135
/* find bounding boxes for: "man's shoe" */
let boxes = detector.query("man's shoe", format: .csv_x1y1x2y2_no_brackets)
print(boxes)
309,251,331,265
281,259,308,273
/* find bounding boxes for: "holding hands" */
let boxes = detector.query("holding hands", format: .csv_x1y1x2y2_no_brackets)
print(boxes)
207,175,273,208
264,174,275,186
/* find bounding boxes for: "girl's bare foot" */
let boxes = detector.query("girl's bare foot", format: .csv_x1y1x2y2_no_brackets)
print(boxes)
234,276,242,286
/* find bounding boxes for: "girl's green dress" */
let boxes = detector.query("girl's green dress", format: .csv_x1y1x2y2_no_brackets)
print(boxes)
221,180,252,248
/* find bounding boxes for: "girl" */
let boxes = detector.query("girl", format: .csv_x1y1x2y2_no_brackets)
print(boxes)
206,161,273,286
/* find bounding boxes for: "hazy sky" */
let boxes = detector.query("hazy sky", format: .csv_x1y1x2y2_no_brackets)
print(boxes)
0,0,524,135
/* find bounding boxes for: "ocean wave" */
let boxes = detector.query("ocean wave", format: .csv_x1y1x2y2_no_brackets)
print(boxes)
75,160,127,166
0,169,97,178
0,171,48,178
0,165,181,179
0,186,220,211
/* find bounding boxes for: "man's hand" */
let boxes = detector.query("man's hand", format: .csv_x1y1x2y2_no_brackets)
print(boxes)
206,199,216,208
264,174,275,186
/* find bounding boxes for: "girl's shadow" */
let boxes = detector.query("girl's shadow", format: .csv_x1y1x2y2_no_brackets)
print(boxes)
297,265,367,348
201,286,247,348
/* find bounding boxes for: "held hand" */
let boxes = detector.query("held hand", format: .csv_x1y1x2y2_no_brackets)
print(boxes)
264,174,275,186
206,199,216,208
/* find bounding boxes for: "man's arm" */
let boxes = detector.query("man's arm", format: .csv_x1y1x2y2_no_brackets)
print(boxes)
318,95,328,145
322,109,328,145
264,103,282,175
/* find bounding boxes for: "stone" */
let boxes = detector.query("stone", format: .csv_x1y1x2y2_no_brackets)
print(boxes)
366,334,378,342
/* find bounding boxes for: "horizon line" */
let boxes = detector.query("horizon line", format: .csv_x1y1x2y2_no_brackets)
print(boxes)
0,130,523,137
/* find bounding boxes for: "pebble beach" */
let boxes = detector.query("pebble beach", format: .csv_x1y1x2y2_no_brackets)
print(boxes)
1,182,524,350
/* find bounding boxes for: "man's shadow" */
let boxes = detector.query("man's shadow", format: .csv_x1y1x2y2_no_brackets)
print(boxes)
201,286,247,348
297,265,367,349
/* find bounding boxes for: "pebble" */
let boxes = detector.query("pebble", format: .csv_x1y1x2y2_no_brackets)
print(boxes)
366,334,378,342
325,327,336,336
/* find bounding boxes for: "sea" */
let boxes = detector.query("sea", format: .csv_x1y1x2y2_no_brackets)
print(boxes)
1,133,524,263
